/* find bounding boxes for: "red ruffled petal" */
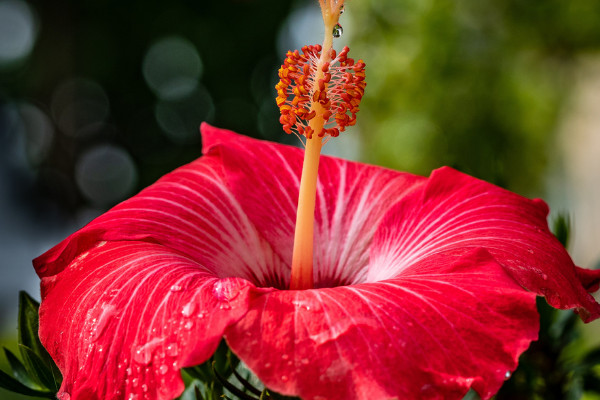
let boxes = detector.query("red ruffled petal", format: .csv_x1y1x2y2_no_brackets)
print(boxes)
34,135,287,288
226,249,538,400
369,167,600,322
39,241,270,400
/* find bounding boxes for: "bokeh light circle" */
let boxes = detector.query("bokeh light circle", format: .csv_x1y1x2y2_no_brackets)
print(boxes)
142,36,203,101
75,144,138,206
0,0,37,66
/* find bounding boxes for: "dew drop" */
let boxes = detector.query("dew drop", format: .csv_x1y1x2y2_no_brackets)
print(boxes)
141,384,148,392
126,367,132,376
166,343,179,357
264,362,272,368
505,371,511,379
184,321,193,330
158,364,169,375
128,395,138,400
281,354,289,361
132,378,139,388
339,5,345,14
181,302,195,317
170,284,182,292
134,338,164,365
332,23,343,38
542,273,548,280
281,375,289,382
301,358,310,365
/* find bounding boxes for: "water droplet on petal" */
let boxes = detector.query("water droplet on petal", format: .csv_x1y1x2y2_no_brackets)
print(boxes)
332,23,343,38
264,362,272,368
301,358,310,365
170,284,182,292
128,394,138,400
134,338,164,365
542,273,548,280
281,354,289,361
181,302,195,317
281,375,289,382
184,321,193,330
505,371,511,379
132,378,139,388
159,364,169,375
91,304,117,343
166,343,179,357
141,384,148,392
339,5,345,14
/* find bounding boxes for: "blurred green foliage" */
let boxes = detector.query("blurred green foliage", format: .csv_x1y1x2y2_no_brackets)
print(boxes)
349,0,600,194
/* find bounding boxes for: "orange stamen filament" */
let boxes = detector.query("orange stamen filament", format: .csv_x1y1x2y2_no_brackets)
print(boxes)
289,0,342,290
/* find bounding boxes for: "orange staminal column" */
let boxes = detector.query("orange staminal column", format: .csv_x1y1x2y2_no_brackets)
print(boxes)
275,0,366,290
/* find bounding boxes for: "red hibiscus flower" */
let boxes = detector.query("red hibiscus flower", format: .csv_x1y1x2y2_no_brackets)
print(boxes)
33,123,600,400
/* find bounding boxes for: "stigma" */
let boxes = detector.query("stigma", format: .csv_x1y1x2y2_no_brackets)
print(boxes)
276,45,366,140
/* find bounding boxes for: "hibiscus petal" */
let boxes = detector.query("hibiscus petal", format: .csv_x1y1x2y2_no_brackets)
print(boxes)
201,123,425,286
226,249,538,400
368,167,600,322
33,134,287,288
39,240,270,400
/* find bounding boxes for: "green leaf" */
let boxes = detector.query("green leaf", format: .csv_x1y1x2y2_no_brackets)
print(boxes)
3,347,43,390
0,368,54,398
16,291,62,392
19,345,58,391
18,292,47,359
211,361,256,400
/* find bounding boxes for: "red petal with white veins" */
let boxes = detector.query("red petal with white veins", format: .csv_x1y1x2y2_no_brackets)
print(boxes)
202,123,425,287
226,249,538,400
369,167,600,322
39,241,270,400
34,132,287,288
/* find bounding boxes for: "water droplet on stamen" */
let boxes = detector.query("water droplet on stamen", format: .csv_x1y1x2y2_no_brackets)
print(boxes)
332,23,343,38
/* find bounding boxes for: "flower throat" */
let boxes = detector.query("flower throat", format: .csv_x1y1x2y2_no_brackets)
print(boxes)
276,0,366,290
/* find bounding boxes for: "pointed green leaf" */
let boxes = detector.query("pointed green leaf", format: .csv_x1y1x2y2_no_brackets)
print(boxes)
3,347,44,390
0,368,54,398
18,292,46,357
19,345,57,391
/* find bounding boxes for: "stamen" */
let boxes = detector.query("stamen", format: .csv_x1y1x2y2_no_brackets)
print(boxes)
275,45,366,140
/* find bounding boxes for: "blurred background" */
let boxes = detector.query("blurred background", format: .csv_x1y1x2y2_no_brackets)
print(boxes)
0,0,599,398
